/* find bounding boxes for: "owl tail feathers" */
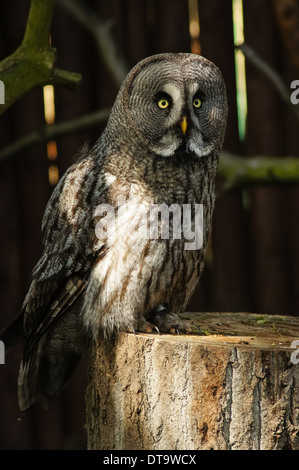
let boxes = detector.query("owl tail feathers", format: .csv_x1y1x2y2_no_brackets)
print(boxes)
17,344,83,411
17,307,86,410
18,358,50,411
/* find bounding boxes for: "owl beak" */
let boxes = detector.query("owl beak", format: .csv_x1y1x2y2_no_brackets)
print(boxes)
180,117,188,135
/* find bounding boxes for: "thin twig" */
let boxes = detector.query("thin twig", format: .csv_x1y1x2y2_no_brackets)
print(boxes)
0,108,111,162
57,0,129,87
237,42,299,121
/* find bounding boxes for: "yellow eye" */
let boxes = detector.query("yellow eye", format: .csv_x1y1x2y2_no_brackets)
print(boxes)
193,98,202,108
158,98,169,109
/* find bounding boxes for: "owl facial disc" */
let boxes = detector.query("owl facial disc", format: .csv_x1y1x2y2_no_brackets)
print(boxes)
123,55,227,160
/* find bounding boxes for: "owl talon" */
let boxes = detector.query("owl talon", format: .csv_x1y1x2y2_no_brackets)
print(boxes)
137,317,160,334
146,307,193,334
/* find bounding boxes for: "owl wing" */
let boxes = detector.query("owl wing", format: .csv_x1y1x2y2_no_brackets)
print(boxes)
4,151,114,409
1,151,107,354
23,153,109,351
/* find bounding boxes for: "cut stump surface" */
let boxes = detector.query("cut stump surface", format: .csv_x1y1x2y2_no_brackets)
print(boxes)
86,312,299,450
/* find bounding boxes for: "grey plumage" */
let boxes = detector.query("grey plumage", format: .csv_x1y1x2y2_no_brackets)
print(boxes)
1,53,228,410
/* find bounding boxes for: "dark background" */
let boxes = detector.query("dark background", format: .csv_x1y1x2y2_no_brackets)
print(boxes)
0,0,299,449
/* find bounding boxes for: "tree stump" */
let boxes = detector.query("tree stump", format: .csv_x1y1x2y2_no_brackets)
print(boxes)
85,312,299,450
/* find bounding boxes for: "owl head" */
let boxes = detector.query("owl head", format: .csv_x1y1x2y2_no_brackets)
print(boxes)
105,53,228,160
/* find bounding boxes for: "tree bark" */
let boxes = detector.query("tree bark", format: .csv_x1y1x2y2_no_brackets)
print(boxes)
86,312,299,450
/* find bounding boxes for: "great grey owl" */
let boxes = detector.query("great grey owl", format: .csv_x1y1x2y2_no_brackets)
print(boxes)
1,53,228,410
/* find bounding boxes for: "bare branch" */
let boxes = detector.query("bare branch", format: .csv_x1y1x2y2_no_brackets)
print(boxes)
0,108,110,162
0,0,82,115
57,0,129,87
237,42,299,120
218,150,299,193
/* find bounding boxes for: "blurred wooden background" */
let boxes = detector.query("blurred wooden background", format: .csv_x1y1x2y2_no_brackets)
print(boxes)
0,0,299,449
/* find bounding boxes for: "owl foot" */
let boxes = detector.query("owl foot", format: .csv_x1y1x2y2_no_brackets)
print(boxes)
139,305,194,334
137,317,160,334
